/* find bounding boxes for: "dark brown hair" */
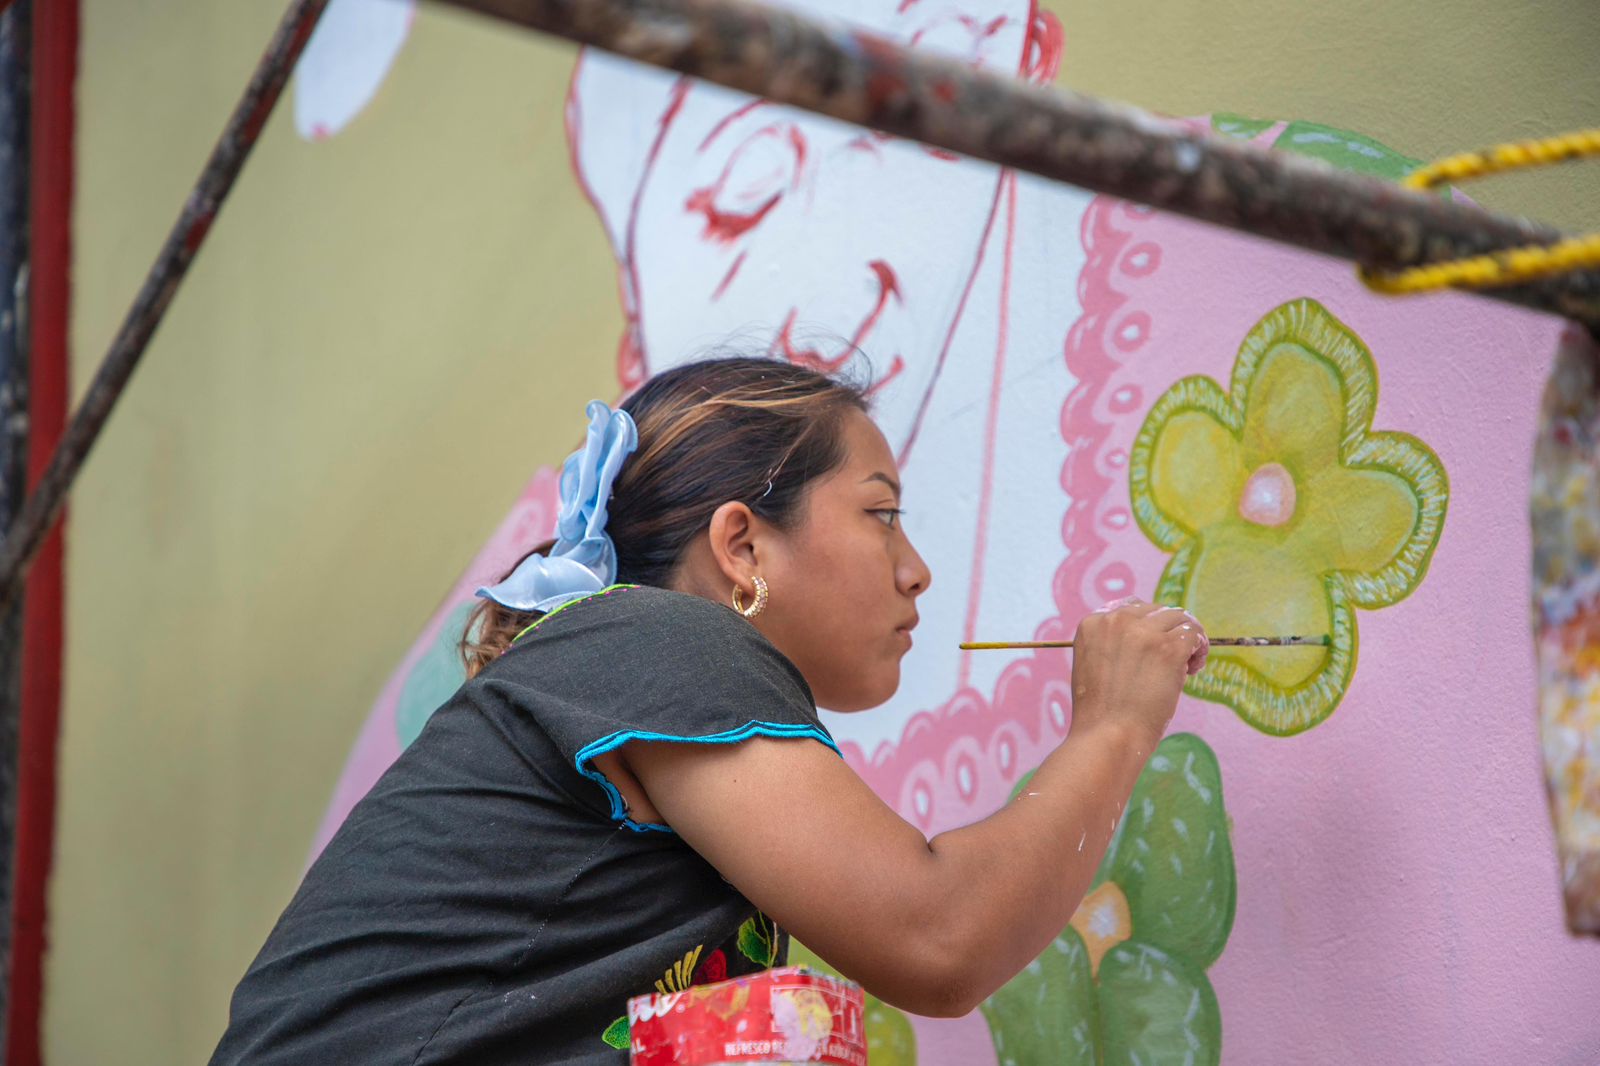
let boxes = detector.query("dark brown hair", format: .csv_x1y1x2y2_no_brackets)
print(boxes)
460,356,870,676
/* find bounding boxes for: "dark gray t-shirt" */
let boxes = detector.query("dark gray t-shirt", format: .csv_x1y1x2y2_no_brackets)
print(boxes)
210,584,837,1065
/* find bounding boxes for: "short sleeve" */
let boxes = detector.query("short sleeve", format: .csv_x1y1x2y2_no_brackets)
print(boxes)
474,585,839,832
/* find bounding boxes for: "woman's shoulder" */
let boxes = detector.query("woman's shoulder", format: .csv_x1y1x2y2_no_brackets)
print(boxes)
474,583,823,751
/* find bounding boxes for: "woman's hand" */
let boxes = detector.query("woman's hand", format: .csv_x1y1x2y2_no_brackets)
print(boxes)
1067,598,1208,747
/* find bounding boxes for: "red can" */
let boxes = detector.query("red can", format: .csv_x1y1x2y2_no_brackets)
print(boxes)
627,966,867,1066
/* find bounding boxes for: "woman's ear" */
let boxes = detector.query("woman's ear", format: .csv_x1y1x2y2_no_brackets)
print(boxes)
706,501,760,585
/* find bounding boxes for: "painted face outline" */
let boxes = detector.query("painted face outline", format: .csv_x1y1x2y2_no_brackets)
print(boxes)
570,0,1057,466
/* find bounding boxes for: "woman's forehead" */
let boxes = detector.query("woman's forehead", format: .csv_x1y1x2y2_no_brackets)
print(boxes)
839,412,899,478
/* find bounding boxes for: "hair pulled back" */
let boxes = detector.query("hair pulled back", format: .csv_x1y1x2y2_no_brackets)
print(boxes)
461,357,870,676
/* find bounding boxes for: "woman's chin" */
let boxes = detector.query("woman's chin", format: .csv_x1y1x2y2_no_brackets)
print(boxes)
820,667,901,714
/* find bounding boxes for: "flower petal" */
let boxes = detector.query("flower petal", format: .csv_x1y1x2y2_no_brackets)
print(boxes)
1234,299,1378,460
1326,433,1448,607
1300,462,1417,572
1165,543,1359,735
981,928,1100,1066
1106,734,1236,968
1238,340,1345,475
1171,528,1334,690
1096,942,1222,1066
1131,376,1243,551
1152,411,1246,536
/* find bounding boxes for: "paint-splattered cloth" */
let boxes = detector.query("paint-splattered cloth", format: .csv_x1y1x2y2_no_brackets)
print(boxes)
209,585,837,1064
1532,324,1600,935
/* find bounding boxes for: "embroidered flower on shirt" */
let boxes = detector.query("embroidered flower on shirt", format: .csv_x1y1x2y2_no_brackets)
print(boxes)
601,942,710,1049
1128,299,1447,735
598,936,752,1050
600,1015,631,1050
737,913,780,967
656,945,705,995
695,948,729,985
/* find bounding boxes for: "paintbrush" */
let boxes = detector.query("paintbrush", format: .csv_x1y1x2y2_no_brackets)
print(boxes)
960,635,1331,650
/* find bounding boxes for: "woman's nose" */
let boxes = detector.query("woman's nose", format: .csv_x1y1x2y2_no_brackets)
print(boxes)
898,538,932,597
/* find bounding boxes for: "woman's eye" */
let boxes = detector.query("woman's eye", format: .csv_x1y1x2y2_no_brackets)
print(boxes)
872,509,905,528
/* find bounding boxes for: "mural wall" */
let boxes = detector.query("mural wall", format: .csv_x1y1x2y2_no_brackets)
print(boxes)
299,1,1600,1062
53,0,1600,1063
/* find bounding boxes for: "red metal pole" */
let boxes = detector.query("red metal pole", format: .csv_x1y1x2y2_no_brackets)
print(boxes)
6,0,74,1060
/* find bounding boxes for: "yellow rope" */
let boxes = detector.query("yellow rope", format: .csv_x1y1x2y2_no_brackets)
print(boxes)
1359,127,1600,294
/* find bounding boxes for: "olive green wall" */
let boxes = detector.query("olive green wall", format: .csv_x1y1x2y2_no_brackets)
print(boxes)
51,0,1597,1062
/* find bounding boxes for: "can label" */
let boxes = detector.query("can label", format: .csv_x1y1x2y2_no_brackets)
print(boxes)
627,966,867,1065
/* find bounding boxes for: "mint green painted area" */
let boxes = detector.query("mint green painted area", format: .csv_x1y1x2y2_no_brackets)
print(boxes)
1098,942,1222,1066
981,930,1100,1066
985,734,1235,1065
1106,734,1236,967
395,601,473,748
1273,120,1424,183
1215,114,1441,192
1211,113,1276,140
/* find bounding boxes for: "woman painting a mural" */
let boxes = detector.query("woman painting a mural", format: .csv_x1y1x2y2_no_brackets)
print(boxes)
208,357,1209,1064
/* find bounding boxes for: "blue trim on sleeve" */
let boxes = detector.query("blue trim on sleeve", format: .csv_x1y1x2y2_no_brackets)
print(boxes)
574,721,843,834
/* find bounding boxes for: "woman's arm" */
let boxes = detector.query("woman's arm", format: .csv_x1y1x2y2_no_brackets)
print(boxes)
622,601,1201,1017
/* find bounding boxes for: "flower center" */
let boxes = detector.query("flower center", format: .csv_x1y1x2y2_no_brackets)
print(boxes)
1239,461,1297,527
1068,881,1133,977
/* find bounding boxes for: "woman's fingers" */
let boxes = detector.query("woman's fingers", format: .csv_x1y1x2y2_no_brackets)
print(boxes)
1091,595,1156,617
1150,604,1201,632
1083,597,1210,670
1176,620,1210,675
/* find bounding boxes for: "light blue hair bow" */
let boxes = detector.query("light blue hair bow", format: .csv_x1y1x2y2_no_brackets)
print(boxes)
477,400,639,613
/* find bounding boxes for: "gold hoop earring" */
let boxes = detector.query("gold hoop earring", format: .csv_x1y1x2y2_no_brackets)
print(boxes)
731,576,768,619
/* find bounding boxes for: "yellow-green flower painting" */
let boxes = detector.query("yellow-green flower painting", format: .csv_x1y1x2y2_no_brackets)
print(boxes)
1129,299,1448,735
982,733,1236,1066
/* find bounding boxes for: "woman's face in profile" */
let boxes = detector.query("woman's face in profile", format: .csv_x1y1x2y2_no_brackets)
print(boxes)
757,411,932,712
